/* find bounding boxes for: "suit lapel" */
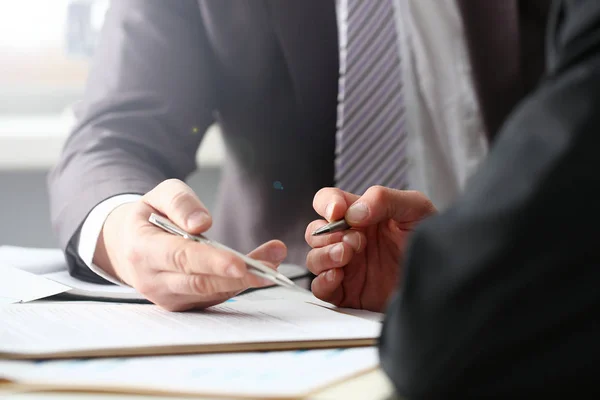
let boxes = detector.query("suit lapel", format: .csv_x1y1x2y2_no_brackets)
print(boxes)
456,0,523,140
266,0,339,133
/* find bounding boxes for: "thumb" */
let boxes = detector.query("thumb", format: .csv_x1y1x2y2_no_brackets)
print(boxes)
344,186,436,227
142,179,212,233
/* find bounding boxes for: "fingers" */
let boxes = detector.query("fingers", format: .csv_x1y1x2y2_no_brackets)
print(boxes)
128,236,284,311
306,241,354,275
345,186,437,228
311,268,345,306
305,220,346,247
142,179,212,233
305,220,366,250
129,229,248,278
154,271,269,299
140,273,264,312
312,187,360,221
247,240,287,267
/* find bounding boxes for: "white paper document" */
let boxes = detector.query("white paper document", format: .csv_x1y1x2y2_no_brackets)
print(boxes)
0,347,379,398
43,270,144,301
239,286,384,322
0,265,70,304
0,246,67,275
0,245,310,302
0,299,381,359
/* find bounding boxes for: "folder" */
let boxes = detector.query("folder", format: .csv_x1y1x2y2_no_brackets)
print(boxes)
0,298,380,360
0,347,381,399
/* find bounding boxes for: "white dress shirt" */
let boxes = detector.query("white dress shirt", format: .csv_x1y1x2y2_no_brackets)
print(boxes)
79,0,487,282
78,194,141,286
393,0,488,211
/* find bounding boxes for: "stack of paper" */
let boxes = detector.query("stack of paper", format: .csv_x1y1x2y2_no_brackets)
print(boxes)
0,347,379,399
0,299,381,360
0,245,384,398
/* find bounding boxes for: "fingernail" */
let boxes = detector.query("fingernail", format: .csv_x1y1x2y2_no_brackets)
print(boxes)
329,243,344,263
342,231,361,251
226,264,244,278
187,211,210,230
325,203,336,220
346,202,369,224
326,269,336,283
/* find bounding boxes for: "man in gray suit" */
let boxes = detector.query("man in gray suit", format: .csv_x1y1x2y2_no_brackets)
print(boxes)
48,0,549,311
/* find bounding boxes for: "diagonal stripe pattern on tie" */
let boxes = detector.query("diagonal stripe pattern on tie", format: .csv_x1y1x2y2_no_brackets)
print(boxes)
335,0,408,195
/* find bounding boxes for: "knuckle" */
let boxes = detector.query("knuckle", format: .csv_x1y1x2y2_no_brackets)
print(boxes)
171,247,189,273
125,246,144,266
369,185,388,201
168,189,193,211
326,232,343,246
135,279,155,297
188,275,215,295
368,185,396,217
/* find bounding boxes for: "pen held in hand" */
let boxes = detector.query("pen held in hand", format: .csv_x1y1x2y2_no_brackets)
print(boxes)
148,213,305,292
311,219,352,236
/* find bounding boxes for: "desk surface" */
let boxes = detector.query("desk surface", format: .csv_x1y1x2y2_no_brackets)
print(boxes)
1,369,395,400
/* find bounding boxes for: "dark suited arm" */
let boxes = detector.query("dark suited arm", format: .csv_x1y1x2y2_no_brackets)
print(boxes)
47,0,218,282
380,0,600,397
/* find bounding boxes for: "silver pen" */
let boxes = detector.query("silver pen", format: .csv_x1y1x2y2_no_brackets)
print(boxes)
311,219,351,236
149,213,303,291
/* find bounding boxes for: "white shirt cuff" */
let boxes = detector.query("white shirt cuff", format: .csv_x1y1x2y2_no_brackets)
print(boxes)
77,194,143,286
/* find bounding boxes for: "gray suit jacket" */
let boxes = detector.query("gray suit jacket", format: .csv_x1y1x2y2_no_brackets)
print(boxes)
47,0,550,282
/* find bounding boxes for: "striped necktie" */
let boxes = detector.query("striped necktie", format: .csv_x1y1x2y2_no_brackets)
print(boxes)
335,0,408,195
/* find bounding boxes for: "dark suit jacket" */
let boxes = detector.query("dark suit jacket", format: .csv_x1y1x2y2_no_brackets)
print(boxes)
380,0,600,397
47,0,549,282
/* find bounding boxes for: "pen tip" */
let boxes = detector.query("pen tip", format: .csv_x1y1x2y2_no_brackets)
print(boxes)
311,227,327,236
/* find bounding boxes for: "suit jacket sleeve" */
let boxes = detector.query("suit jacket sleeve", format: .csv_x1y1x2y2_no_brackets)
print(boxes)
47,0,218,282
379,0,600,397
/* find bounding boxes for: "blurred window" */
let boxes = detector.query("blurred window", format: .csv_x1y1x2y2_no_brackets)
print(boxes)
0,0,107,122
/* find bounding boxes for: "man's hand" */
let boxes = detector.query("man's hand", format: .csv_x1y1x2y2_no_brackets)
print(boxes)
94,179,287,311
305,186,436,312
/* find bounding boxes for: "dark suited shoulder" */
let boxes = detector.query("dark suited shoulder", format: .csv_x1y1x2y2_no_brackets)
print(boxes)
380,0,600,397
